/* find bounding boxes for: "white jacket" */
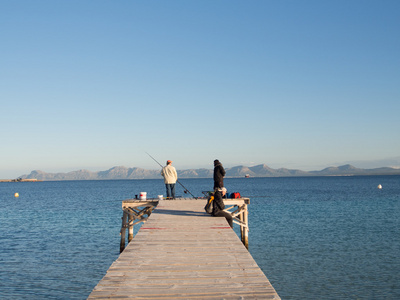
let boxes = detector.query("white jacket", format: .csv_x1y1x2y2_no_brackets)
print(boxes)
161,165,178,184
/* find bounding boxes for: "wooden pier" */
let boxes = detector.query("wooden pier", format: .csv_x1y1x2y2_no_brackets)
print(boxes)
88,198,280,299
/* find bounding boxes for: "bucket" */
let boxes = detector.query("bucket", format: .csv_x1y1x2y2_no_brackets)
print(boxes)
158,195,163,200
139,192,147,200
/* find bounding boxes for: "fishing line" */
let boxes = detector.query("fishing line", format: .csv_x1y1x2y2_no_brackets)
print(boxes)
145,152,197,199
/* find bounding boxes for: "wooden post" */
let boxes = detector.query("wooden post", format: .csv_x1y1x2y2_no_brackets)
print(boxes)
128,211,134,243
239,209,244,244
120,210,128,253
243,205,249,249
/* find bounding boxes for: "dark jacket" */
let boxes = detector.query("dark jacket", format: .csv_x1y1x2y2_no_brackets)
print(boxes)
212,190,225,216
213,160,226,189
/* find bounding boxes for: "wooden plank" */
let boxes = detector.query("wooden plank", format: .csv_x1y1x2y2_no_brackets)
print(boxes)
89,199,280,299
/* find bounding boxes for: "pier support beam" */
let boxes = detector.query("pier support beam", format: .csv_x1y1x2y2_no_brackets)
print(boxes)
223,198,250,249
119,211,128,253
128,212,134,242
119,200,158,253
243,204,249,248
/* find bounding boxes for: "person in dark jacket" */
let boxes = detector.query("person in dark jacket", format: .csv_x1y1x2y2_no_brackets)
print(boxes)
213,159,226,189
212,187,233,228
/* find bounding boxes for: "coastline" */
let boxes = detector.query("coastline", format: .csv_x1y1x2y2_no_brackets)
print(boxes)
0,179,41,183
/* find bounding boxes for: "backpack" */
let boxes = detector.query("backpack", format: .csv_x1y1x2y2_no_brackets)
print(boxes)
231,192,241,199
204,195,214,214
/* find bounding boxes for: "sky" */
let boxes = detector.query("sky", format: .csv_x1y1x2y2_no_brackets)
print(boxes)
1,0,400,178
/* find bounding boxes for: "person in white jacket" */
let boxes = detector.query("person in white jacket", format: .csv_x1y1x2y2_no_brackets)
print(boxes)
161,160,178,199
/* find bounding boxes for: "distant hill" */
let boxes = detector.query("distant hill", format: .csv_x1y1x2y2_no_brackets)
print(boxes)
19,164,400,181
309,164,400,176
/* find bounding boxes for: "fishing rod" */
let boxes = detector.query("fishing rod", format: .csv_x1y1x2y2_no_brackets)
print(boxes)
145,152,197,199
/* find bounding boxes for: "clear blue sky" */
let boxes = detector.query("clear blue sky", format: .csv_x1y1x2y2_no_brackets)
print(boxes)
1,0,399,178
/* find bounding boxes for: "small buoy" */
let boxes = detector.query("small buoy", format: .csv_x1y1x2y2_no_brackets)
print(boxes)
14,193,19,197
377,184,382,189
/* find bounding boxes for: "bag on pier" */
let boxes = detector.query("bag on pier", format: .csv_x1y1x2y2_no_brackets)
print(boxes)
204,194,214,214
231,192,241,199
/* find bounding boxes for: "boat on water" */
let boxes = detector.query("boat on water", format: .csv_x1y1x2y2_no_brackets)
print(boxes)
245,174,250,178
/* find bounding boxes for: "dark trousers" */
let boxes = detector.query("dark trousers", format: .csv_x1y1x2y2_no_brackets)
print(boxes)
165,184,176,198
213,211,233,228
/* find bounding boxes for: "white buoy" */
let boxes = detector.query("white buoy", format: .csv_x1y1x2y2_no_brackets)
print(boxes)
14,193,19,197
377,184,382,189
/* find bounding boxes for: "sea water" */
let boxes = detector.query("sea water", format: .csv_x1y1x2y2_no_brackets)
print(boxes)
0,176,399,299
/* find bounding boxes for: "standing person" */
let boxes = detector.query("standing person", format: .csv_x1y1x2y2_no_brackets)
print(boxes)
212,187,233,228
213,159,226,189
161,160,178,199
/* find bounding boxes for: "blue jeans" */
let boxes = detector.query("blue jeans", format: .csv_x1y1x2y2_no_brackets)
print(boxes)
165,184,176,198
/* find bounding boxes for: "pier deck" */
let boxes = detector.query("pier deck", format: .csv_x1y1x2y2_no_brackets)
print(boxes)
88,199,280,299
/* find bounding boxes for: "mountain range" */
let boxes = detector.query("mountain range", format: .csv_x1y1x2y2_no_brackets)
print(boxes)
19,164,400,181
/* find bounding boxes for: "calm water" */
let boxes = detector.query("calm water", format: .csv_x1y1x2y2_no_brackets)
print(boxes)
1,176,399,299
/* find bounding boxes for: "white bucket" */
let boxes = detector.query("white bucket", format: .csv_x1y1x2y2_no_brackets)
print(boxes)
158,195,163,200
139,192,147,200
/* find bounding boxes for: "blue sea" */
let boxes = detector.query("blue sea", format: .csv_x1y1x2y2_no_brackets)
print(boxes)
1,176,399,299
